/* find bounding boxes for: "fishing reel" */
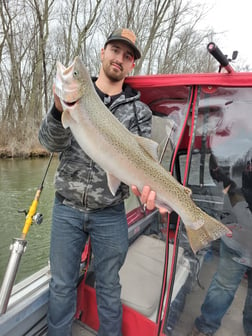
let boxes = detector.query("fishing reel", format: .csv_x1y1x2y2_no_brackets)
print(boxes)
225,50,238,63
18,209,44,225
33,213,43,225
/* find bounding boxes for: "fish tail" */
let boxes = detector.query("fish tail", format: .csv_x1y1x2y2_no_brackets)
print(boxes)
185,211,232,254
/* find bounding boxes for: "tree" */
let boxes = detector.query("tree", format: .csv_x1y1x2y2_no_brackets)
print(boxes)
0,0,224,156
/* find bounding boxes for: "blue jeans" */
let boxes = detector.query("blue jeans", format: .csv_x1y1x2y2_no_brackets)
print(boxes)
47,197,129,336
195,241,252,335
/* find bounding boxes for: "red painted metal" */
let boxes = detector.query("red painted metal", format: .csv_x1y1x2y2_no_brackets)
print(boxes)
75,283,165,336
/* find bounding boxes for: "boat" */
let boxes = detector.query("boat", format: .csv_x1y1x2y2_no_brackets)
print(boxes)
0,43,251,336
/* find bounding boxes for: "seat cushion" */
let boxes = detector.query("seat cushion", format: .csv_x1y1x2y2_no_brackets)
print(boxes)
120,235,183,317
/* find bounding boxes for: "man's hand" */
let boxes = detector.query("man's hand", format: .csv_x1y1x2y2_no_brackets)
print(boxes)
131,185,167,214
53,83,63,112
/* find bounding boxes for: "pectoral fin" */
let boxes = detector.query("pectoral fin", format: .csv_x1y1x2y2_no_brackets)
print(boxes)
62,109,73,129
107,173,121,196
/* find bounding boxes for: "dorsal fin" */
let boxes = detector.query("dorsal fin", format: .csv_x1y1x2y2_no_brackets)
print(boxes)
134,134,159,161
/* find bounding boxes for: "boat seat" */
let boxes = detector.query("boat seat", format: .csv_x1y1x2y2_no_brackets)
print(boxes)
120,235,185,318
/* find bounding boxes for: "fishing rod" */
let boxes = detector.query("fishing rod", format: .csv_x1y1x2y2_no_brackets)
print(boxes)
207,42,237,73
0,152,54,315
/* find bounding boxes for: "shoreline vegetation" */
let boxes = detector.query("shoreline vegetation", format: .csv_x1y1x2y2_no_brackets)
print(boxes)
0,125,50,159
0,145,50,159
0,137,50,159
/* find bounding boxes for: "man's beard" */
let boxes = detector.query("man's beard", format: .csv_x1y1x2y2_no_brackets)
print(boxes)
103,62,125,82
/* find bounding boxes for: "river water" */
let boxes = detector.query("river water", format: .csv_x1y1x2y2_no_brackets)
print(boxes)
0,157,138,286
0,157,58,284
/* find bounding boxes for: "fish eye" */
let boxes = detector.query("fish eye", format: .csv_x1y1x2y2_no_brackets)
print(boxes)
73,70,79,77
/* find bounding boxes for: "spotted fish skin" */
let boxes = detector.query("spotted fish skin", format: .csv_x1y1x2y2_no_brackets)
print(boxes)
55,56,231,253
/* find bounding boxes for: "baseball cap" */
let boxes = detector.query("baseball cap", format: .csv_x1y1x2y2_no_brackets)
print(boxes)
104,28,141,60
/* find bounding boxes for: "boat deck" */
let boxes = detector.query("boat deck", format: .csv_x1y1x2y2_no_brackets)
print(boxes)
1,237,248,336
171,253,248,336
71,252,248,336
72,321,96,336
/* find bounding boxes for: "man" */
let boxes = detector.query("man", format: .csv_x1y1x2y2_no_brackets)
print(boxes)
39,28,152,336
188,155,252,336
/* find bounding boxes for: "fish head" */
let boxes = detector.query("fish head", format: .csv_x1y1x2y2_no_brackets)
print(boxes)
54,56,90,106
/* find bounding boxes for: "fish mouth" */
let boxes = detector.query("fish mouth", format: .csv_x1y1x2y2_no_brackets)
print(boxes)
62,99,80,108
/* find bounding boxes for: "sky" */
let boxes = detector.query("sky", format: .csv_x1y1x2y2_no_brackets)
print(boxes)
197,0,252,68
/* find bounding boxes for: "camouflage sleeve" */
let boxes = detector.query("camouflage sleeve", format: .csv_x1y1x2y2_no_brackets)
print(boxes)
38,104,72,152
134,100,152,138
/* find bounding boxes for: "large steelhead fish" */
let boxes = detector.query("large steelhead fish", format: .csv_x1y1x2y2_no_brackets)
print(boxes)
54,56,231,253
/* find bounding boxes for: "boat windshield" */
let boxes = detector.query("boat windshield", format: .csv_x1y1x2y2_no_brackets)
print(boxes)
164,85,252,335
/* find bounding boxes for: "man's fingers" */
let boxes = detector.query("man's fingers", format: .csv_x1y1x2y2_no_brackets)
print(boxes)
131,185,151,203
131,185,141,197
145,190,156,210
158,206,168,215
131,185,167,213
140,185,151,204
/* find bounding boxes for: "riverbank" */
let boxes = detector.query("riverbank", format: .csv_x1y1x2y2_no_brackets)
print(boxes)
0,145,50,159
0,121,50,159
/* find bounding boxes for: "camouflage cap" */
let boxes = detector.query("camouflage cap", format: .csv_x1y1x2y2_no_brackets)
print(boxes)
104,28,141,60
